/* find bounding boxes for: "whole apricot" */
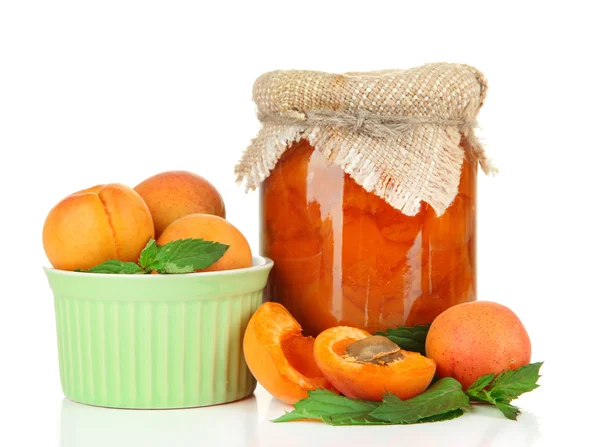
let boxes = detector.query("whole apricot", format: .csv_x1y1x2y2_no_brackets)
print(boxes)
425,301,532,389
43,184,155,271
134,171,225,238
157,214,252,272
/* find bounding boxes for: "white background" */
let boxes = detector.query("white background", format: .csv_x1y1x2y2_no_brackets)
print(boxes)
1,1,598,445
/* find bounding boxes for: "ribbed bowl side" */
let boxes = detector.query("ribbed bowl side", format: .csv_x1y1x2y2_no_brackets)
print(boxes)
53,290,263,409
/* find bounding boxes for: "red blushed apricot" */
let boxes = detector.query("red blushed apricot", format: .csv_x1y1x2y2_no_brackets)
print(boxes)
425,301,532,389
314,326,436,401
134,171,225,238
243,302,334,405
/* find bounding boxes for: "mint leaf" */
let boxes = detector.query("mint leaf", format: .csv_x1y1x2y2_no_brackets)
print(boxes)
79,260,145,274
139,239,158,271
466,362,543,420
418,408,464,423
151,238,229,273
274,381,471,426
495,401,520,420
370,378,470,424
272,409,311,423
161,262,196,274
376,324,430,355
467,373,495,394
272,389,383,425
488,362,542,402
76,237,229,275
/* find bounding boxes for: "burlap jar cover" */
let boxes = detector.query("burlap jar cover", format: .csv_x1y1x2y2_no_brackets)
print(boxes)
235,62,496,216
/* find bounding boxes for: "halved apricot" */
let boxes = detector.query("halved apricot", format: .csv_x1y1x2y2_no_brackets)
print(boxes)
314,326,436,401
243,302,334,404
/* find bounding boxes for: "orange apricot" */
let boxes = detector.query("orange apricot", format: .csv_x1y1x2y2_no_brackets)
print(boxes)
243,302,333,404
134,171,225,238
314,326,436,401
43,184,154,271
425,301,532,389
157,214,251,272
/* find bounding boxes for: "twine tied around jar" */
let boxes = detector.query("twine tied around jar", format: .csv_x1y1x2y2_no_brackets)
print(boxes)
236,63,496,216
256,109,497,177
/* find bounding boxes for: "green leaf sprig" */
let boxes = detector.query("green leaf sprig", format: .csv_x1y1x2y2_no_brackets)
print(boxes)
369,378,470,424
274,363,542,426
273,377,470,426
376,324,430,355
465,362,543,420
274,389,383,425
275,322,543,425
78,238,229,274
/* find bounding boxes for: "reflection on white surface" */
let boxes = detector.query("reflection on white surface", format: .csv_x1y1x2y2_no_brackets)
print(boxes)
60,395,258,447
60,387,542,447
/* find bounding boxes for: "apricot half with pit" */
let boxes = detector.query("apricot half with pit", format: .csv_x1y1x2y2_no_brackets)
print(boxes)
314,326,436,401
243,302,334,404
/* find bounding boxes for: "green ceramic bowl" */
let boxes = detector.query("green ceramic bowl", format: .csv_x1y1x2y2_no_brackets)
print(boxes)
44,256,273,409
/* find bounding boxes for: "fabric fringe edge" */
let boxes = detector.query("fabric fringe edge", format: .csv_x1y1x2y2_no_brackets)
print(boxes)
234,125,496,216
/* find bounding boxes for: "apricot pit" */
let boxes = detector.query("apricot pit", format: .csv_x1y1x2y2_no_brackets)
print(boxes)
345,336,404,365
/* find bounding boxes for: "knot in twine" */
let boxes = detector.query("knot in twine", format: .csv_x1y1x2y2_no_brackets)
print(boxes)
257,109,497,175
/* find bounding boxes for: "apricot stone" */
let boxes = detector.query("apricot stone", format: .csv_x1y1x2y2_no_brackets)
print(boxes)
134,171,225,238
43,184,155,271
157,214,252,272
425,301,532,389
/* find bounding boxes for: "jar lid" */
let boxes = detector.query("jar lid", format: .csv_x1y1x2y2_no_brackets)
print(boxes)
236,63,495,216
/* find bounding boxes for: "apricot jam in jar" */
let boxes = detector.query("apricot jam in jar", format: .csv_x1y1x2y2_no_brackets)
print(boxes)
260,139,477,335
237,63,493,335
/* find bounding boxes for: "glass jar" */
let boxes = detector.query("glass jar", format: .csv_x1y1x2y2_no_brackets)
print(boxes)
260,139,477,336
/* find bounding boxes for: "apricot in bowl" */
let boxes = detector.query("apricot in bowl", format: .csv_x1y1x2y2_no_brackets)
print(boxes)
157,213,252,272
42,183,154,271
134,170,226,238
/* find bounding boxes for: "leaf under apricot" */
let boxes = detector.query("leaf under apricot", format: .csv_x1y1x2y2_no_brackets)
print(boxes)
139,239,158,270
78,260,145,274
273,389,383,425
370,378,470,424
274,379,470,426
151,238,229,273
76,237,229,274
465,362,543,420
376,324,430,355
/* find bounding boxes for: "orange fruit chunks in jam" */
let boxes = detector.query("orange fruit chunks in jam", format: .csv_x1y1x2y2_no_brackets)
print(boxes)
314,326,436,401
261,140,476,336
242,302,334,405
